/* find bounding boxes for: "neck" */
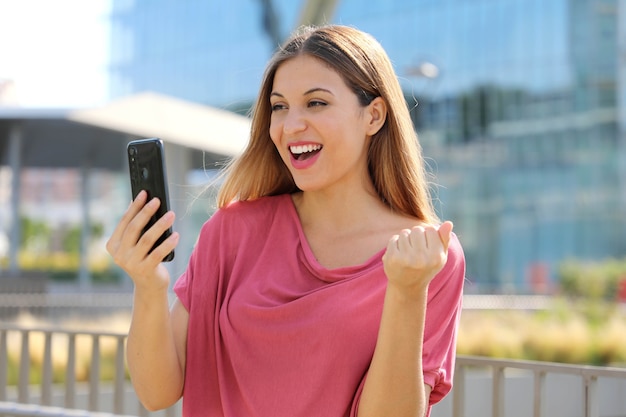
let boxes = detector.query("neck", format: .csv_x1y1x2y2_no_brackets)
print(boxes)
292,184,388,233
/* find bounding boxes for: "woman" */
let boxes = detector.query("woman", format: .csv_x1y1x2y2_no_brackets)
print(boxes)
107,25,465,417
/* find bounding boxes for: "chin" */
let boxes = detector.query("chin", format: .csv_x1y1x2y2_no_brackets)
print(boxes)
292,179,324,193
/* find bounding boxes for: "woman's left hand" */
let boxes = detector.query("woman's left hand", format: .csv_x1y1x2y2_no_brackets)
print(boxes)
382,221,453,293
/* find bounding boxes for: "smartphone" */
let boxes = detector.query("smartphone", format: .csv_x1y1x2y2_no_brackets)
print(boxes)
127,138,175,262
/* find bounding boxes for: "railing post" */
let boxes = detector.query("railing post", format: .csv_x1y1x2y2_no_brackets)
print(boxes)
114,335,126,415
89,334,101,411
41,331,53,405
18,330,29,403
65,333,76,409
0,329,7,401
492,366,505,417
138,403,150,417
584,375,599,417
533,370,546,417
452,365,466,417
166,404,177,417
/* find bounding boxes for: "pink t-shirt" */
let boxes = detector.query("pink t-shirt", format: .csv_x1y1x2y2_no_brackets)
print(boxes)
173,194,465,417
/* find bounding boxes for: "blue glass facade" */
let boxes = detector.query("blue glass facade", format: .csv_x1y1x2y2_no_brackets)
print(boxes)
109,0,626,293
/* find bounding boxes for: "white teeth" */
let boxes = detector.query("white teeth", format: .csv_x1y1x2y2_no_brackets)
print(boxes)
289,144,322,154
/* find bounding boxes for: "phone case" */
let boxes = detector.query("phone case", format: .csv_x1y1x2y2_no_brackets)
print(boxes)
127,138,175,262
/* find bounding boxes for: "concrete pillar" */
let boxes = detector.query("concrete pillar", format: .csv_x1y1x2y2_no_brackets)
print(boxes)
618,2,626,125
8,123,22,276
78,163,92,290
616,0,626,236
163,142,192,284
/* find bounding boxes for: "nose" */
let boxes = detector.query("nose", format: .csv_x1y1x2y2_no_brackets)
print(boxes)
282,109,307,135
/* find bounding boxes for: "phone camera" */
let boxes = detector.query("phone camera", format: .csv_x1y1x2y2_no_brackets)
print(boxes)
129,147,137,156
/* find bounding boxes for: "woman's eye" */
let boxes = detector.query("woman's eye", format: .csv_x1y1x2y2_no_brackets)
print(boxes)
271,103,287,111
308,100,326,108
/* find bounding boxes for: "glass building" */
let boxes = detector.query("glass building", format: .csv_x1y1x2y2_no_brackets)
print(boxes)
109,0,626,293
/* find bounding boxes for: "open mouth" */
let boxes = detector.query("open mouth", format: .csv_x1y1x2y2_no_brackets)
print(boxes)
289,144,322,161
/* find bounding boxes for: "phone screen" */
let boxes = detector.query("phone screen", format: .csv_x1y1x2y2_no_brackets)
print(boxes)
127,138,175,262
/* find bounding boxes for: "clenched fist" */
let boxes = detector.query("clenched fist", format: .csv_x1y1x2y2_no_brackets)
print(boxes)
382,221,453,292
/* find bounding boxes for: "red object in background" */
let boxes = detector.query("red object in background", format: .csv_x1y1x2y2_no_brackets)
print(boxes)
618,277,626,302
528,263,549,294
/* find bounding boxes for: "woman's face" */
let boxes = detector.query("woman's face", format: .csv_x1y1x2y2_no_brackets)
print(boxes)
269,54,381,194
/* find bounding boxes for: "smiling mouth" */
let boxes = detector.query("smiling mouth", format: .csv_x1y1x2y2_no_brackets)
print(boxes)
289,144,322,161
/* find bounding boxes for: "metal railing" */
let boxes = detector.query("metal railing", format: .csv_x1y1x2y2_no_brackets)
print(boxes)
0,400,138,417
452,355,626,417
2,323,626,417
0,293,556,315
0,324,178,417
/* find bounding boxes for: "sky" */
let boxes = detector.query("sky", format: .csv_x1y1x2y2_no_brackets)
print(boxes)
0,0,111,108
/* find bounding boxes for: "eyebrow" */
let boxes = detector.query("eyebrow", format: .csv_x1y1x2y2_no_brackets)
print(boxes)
270,87,334,98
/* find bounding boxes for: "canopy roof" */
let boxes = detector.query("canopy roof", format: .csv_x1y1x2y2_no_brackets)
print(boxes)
68,92,251,158
0,91,251,170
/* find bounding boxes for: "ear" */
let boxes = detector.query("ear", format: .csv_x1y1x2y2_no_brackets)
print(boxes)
365,96,387,136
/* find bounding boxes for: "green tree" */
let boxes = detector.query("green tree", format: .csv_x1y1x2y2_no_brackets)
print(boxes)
20,216,51,251
558,258,626,301
62,223,105,254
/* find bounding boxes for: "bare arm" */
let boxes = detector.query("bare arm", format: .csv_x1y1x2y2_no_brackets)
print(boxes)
358,284,430,417
127,292,188,410
106,191,187,410
357,222,452,417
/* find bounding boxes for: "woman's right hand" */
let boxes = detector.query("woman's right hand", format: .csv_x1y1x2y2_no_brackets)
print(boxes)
106,190,180,292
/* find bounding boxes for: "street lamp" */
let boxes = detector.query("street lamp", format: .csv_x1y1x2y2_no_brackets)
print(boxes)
406,61,440,80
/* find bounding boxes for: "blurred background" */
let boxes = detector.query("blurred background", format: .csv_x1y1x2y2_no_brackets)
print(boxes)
1,1,626,415
1,0,624,296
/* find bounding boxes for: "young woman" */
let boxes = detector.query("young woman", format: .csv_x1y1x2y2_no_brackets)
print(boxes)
107,25,465,417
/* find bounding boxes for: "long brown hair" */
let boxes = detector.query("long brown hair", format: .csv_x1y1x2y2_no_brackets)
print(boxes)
217,25,438,223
